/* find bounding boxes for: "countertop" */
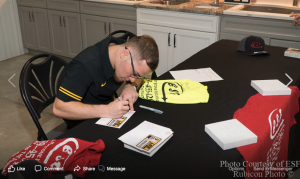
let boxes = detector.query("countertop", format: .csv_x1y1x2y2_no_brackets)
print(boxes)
84,0,235,15
83,0,141,6
134,0,234,16
83,0,299,20
224,3,298,21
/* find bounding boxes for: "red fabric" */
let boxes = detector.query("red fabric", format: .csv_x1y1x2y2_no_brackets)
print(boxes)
1,138,105,178
234,86,300,179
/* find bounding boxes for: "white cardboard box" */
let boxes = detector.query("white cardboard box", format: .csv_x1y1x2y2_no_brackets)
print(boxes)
118,121,173,157
284,48,300,59
251,80,291,96
205,119,257,150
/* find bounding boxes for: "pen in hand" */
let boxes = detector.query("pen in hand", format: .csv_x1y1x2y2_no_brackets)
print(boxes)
118,97,130,112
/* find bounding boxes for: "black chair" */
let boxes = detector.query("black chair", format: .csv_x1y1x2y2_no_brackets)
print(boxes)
107,30,136,41
107,30,157,81
19,54,68,141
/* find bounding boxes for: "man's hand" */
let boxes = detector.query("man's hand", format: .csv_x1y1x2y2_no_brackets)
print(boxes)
290,13,300,26
53,97,129,120
120,83,138,111
102,99,129,118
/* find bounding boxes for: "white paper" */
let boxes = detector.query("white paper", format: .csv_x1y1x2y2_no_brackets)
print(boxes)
95,111,135,129
118,121,173,154
169,68,223,82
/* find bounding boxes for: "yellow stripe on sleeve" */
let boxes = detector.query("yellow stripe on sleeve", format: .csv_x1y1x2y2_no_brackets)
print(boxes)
59,88,82,101
59,87,82,99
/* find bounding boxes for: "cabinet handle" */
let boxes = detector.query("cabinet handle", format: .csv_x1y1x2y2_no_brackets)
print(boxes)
29,12,32,22
63,16,66,27
109,22,111,33
168,33,170,46
104,22,107,33
59,16,62,26
31,11,34,22
174,34,176,48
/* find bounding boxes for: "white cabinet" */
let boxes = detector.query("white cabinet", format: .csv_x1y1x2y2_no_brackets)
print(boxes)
109,17,137,36
270,39,300,49
19,6,51,53
137,8,218,76
81,14,108,48
172,29,216,68
138,24,173,77
220,15,300,48
48,9,82,58
81,14,137,48
80,1,137,49
19,7,35,49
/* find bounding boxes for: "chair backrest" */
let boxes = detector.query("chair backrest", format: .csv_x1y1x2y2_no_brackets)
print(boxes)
107,30,136,41
19,54,68,140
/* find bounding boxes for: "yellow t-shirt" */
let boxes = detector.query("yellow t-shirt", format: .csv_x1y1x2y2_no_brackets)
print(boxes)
139,79,209,104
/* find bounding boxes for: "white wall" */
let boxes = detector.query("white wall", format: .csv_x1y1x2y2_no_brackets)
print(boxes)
0,0,25,61
255,0,294,6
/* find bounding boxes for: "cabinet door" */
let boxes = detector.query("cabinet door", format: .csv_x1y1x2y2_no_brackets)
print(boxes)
0,16,6,61
48,10,66,57
137,23,173,77
19,6,36,49
270,39,300,49
17,0,46,8
81,14,108,49
109,17,137,35
173,29,216,68
220,32,270,45
32,8,51,53
63,12,82,58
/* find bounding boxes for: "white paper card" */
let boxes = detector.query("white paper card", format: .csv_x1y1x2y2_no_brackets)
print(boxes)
124,134,173,157
251,80,291,96
95,111,135,129
169,68,223,82
205,119,257,150
118,121,173,154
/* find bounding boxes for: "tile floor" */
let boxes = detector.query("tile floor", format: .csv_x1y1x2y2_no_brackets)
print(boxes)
0,53,299,178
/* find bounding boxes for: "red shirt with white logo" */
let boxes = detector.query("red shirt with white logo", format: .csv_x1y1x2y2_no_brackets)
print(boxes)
234,86,300,179
1,138,105,178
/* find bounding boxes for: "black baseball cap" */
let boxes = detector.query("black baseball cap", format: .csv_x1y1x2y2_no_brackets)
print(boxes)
8,160,76,179
238,36,269,55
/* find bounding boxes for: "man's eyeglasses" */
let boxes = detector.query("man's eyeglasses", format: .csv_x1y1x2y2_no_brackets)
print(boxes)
125,46,144,79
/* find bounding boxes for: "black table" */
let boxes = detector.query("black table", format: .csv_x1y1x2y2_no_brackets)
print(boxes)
55,40,300,178
4,40,299,179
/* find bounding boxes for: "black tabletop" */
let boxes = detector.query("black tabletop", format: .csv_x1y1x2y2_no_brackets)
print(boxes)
47,40,300,178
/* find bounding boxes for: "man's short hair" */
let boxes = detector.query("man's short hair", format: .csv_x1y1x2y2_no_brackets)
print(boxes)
123,35,159,72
